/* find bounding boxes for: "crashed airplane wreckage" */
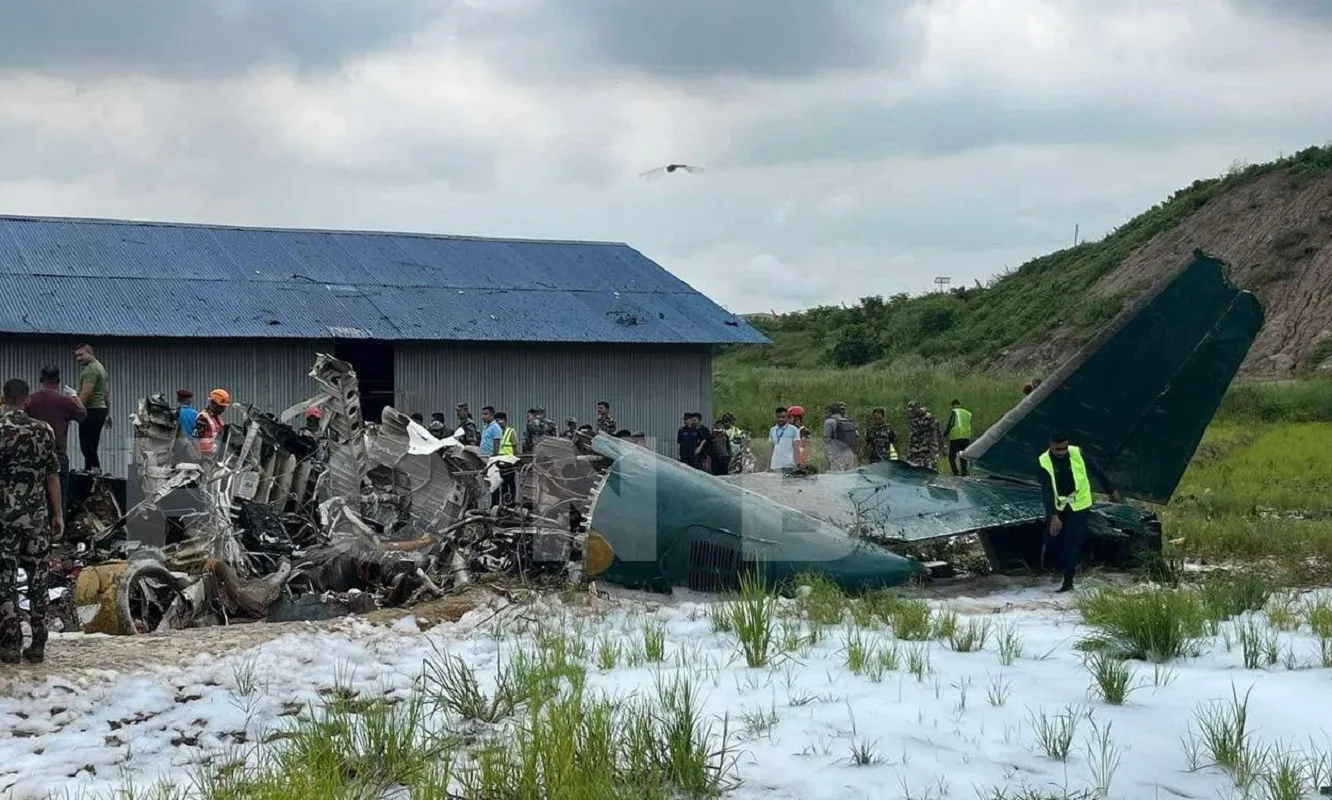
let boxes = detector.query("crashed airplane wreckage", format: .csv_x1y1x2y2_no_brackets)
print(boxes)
80,250,1261,633
575,250,1265,594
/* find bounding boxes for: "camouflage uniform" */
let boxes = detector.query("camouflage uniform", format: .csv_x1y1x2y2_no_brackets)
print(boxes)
0,408,60,662
596,413,617,436
864,422,898,463
906,405,942,470
562,417,579,440
457,417,481,447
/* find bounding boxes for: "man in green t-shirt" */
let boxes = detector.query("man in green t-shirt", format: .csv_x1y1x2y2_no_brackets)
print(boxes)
73,344,110,473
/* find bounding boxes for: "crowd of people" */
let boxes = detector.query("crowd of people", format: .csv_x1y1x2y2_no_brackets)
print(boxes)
677,399,977,477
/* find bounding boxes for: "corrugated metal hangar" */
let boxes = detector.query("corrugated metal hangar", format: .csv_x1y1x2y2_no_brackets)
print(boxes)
0,215,767,477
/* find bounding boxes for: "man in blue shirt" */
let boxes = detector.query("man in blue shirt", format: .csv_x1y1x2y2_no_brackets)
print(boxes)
175,389,198,438
479,405,501,455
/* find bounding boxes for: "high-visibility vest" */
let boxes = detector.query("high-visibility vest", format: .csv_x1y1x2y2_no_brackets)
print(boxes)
197,411,224,455
499,426,516,456
1039,445,1093,512
948,408,973,440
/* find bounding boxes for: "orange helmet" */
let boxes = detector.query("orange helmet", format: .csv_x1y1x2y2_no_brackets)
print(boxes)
208,388,231,407
787,405,805,417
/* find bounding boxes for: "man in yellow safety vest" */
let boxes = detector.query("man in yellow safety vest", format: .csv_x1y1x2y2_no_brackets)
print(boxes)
1037,433,1120,593
492,411,518,506
944,399,972,476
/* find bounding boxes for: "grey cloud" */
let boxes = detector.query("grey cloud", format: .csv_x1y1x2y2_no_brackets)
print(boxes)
462,0,926,81
722,90,1332,167
0,0,445,78
1232,0,1332,22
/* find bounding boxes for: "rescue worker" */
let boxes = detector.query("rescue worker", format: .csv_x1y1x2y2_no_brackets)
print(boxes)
677,412,709,470
523,407,557,453
410,413,425,426
595,401,616,435
1038,433,1120,593
720,413,750,474
562,417,580,439
175,389,198,439
863,408,899,463
0,378,63,664
905,401,942,470
493,411,518,506
769,407,800,472
523,408,542,453
301,406,323,436
194,389,231,463
73,344,111,474
23,365,86,509
944,399,973,476
456,403,481,446
822,402,858,471
787,404,810,470
707,418,732,476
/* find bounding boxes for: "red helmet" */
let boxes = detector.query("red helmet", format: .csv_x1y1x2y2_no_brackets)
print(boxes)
304,406,323,419
787,405,805,417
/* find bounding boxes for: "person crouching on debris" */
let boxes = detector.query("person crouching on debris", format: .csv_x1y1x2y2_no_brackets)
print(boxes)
563,417,579,439
301,406,323,435
1038,433,1120,593
194,389,230,463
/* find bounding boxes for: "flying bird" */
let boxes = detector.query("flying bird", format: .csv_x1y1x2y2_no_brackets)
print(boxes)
640,164,705,180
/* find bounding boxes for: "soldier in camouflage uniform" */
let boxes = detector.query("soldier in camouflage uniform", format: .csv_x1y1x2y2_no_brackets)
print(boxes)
455,403,481,447
595,401,616,435
522,407,558,453
905,401,943,471
863,408,899,463
562,417,580,439
0,378,63,664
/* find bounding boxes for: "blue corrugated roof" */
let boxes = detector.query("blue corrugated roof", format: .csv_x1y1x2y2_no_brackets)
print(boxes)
0,215,769,345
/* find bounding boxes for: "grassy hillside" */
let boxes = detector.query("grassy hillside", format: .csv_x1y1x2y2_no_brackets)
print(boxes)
714,364,1332,443
720,145,1332,372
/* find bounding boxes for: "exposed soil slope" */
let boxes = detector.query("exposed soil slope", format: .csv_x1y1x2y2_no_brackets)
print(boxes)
724,146,1332,377
996,171,1332,378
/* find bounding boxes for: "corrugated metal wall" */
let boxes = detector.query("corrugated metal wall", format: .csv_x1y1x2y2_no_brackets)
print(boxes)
0,336,331,478
1,336,715,473
395,343,713,456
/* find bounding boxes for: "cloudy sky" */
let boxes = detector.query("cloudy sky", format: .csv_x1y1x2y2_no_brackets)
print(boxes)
3,0,1331,313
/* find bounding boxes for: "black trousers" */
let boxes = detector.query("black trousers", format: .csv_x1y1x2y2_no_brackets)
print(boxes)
709,455,731,476
79,408,108,471
492,463,518,507
948,438,970,476
1049,508,1090,582
57,454,69,514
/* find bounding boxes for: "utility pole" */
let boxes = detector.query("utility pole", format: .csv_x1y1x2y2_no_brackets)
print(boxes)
1074,224,1080,247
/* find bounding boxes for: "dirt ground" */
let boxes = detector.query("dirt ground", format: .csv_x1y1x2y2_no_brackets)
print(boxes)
2,591,494,685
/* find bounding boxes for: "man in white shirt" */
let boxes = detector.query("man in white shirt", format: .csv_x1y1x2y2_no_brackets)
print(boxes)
769,406,800,472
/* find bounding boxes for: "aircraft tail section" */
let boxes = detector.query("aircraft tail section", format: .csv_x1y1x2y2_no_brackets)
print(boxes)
963,249,1264,505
